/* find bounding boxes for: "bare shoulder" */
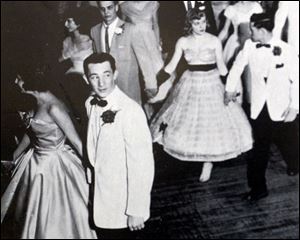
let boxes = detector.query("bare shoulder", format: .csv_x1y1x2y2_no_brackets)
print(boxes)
176,36,189,48
207,33,220,44
48,102,69,119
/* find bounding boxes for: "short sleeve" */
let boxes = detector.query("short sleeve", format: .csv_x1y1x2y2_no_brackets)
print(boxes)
253,2,264,14
224,5,235,20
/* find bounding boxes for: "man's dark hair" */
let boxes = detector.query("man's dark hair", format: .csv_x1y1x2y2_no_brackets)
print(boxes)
83,53,116,76
250,13,275,32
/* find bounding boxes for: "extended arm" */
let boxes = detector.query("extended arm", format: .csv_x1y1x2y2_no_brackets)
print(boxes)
218,18,231,44
164,37,185,74
273,2,288,39
50,105,83,156
215,38,228,76
13,133,30,161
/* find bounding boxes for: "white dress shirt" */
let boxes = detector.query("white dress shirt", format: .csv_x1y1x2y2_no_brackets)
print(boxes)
183,1,196,11
101,17,120,53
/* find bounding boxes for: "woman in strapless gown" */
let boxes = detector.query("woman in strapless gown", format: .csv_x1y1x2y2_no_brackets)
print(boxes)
59,17,93,78
150,9,253,182
1,75,97,239
219,1,263,64
218,1,263,103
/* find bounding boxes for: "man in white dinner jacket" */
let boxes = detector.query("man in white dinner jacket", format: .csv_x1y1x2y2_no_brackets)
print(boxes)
225,13,299,202
83,53,154,239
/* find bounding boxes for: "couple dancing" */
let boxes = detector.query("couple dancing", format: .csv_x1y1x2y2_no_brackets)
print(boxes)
1,53,154,239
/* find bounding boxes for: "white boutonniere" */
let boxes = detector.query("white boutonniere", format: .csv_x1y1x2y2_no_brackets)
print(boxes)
115,26,124,35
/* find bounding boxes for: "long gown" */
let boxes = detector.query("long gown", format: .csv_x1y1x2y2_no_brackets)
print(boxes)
120,1,163,91
120,1,175,117
1,117,97,239
150,46,253,162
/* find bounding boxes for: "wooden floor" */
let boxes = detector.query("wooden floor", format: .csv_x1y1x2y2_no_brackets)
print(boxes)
1,145,299,239
142,144,299,239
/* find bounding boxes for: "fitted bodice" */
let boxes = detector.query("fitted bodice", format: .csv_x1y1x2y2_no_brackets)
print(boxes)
27,118,66,152
184,48,216,64
62,36,93,62
120,1,159,25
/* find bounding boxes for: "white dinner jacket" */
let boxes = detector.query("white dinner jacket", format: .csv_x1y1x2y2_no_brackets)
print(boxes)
85,87,154,229
226,38,299,121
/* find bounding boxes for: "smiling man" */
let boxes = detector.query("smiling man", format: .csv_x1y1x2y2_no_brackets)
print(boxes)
84,53,155,239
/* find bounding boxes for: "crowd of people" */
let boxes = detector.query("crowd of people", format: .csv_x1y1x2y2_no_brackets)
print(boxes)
1,1,299,239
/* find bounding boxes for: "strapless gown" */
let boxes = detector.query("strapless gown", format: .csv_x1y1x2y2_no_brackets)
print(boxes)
1,118,97,239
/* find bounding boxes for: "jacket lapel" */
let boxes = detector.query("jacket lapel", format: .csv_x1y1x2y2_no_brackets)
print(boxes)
110,19,125,53
87,103,101,167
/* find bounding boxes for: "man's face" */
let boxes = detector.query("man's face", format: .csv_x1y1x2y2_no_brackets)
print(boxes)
250,22,264,42
87,61,117,98
98,1,118,25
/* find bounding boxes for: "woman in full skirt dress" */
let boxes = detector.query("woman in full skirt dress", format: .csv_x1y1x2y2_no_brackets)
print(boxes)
150,9,253,182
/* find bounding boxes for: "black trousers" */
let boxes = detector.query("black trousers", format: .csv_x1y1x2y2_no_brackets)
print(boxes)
248,105,299,193
96,228,138,239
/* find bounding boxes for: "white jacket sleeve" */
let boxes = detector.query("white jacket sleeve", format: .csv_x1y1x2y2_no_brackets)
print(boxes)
226,40,251,92
123,104,155,220
287,46,299,111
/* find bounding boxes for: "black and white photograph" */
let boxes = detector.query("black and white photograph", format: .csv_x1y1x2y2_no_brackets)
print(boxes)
1,1,299,239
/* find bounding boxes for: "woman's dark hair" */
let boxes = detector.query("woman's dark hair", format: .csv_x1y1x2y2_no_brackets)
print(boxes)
14,92,37,113
250,13,275,32
184,9,207,36
19,63,67,103
21,64,52,92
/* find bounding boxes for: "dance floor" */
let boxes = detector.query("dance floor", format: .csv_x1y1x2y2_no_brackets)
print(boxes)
1,144,299,239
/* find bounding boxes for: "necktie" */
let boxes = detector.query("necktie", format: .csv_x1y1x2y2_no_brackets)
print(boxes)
187,1,193,11
256,43,271,49
105,25,110,53
90,95,108,107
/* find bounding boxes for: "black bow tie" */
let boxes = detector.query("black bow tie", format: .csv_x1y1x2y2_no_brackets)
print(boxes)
256,43,271,49
90,96,108,107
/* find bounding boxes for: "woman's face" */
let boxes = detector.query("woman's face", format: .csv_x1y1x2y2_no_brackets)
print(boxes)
15,76,25,93
191,17,207,35
65,18,79,32
15,76,39,97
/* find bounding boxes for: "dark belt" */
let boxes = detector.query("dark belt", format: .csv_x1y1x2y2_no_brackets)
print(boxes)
187,64,217,72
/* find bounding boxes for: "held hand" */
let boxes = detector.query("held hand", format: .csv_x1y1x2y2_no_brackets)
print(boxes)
128,216,145,231
282,108,298,123
145,88,158,99
224,91,237,106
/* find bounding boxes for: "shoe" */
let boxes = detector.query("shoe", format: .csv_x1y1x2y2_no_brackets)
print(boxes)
199,162,213,182
287,169,299,176
242,191,268,202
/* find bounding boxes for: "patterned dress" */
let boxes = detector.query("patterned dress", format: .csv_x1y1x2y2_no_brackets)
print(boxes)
150,47,253,162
